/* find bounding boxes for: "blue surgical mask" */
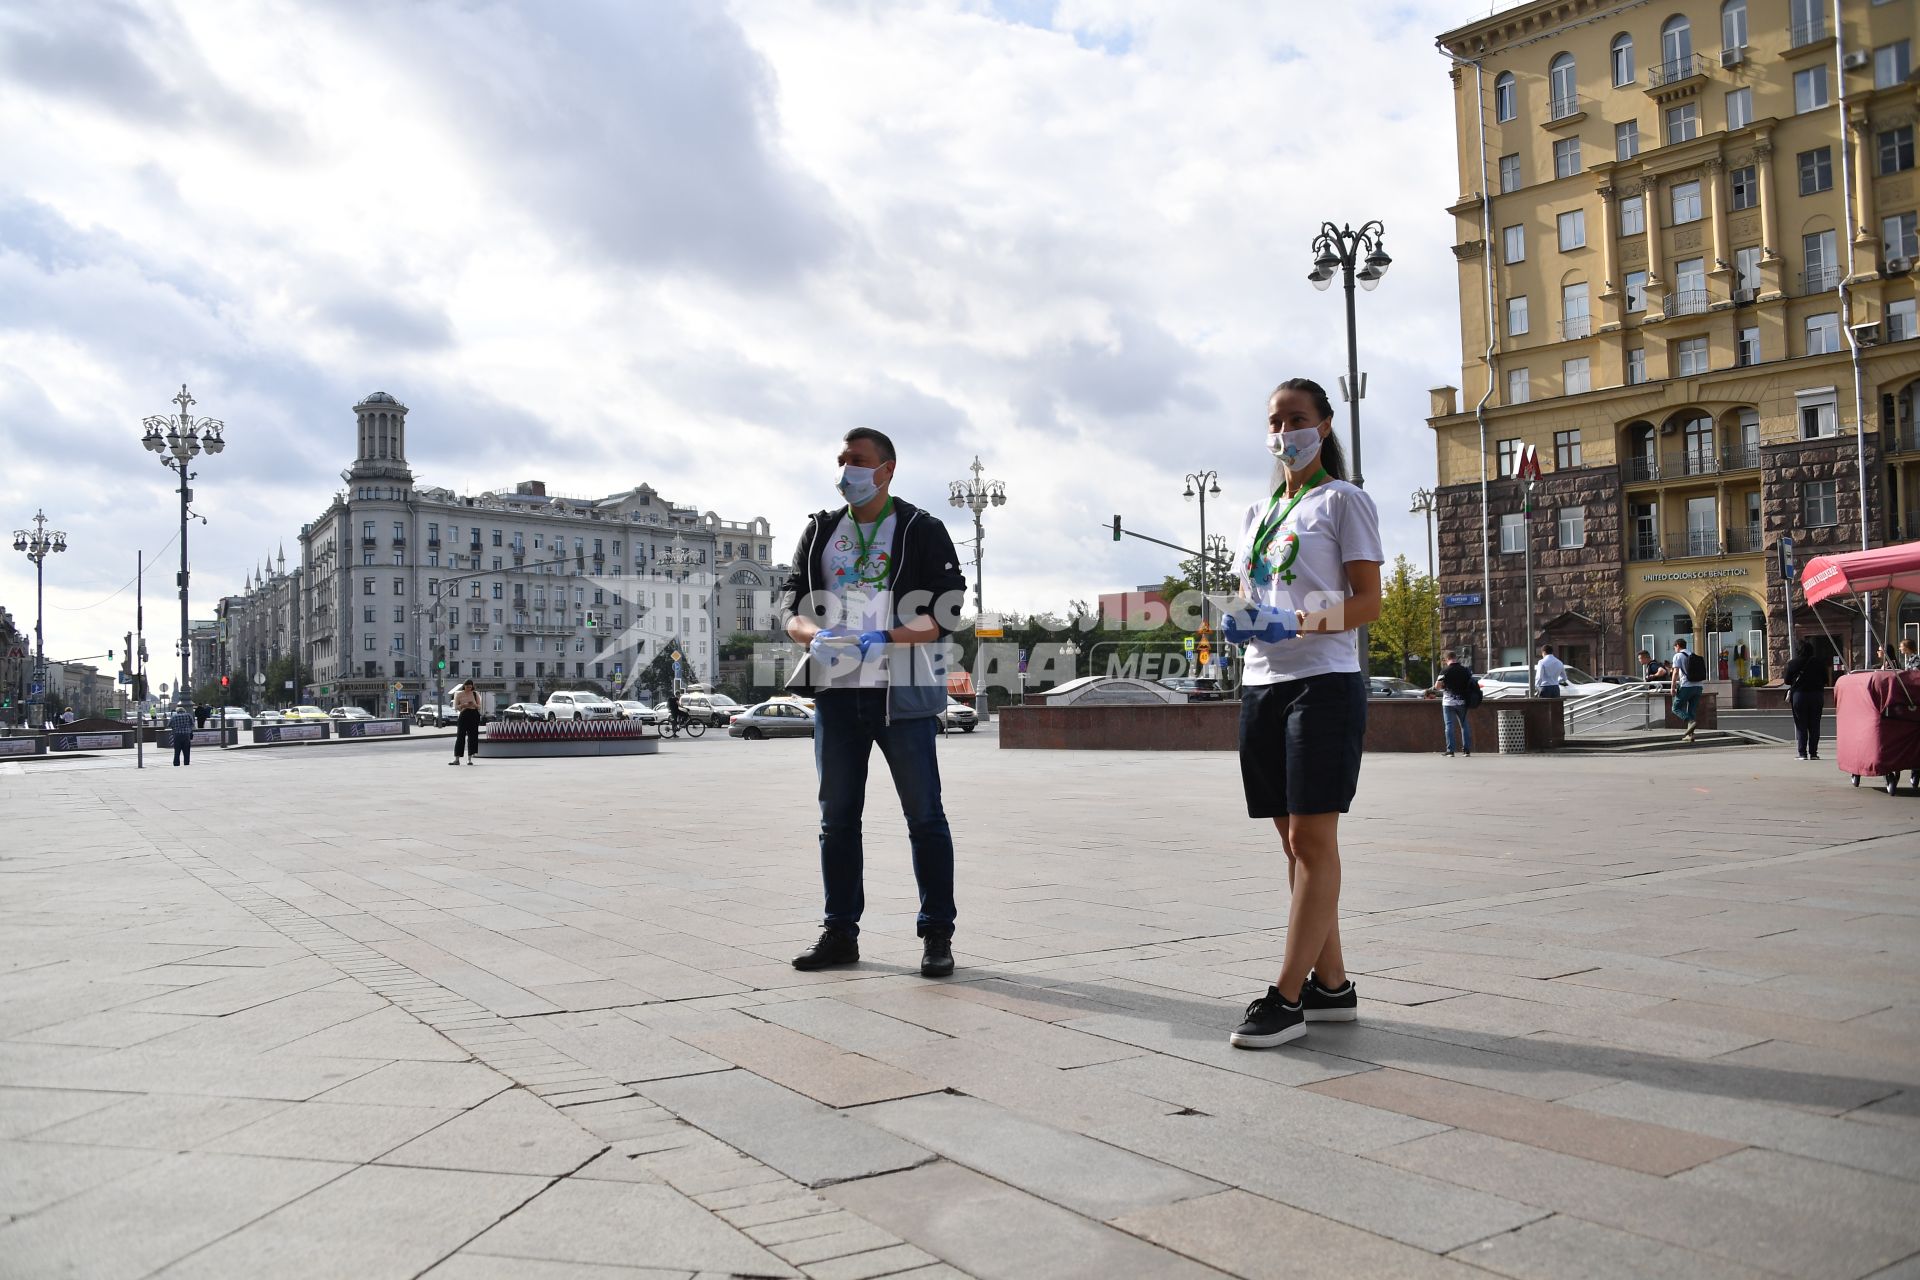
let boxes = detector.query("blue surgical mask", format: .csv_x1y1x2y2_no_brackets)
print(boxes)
837,464,881,506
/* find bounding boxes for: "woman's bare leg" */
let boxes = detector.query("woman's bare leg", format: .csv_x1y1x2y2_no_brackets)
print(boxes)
1273,812,1343,1001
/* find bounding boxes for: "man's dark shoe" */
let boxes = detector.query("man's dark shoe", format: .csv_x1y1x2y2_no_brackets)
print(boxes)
792,929,859,971
920,934,954,978
1230,986,1304,1049
1303,972,1358,1022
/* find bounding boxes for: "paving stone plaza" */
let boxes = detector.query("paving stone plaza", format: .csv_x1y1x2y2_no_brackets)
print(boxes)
2,732,1917,1279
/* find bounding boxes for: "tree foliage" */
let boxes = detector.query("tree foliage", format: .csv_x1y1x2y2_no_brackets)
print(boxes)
1372,554,1440,681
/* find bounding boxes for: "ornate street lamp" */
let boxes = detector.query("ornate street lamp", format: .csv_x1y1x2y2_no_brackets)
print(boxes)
142,385,227,703
1411,487,1439,681
1307,221,1391,489
948,456,1007,617
12,509,67,723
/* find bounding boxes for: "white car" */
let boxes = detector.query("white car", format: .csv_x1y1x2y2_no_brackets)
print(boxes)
220,705,254,726
329,706,376,721
546,691,619,720
612,700,662,724
1478,664,1614,698
938,700,978,732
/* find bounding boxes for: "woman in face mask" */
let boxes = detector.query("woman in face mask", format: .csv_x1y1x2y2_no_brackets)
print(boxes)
1220,378,1384,1050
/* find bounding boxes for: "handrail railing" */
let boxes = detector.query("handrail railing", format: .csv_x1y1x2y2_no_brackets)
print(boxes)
1566,681,1662,734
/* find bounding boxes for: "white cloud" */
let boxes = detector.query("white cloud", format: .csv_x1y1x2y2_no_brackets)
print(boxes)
0,0,1477,667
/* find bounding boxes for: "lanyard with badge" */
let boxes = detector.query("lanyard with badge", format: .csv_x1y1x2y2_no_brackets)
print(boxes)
1245,468,1327,587
847,497,894,588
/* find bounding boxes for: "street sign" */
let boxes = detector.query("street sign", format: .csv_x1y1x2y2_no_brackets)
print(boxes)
976,614,1004,639
253,673,266,686
1182,636,1196,654
1442,592,1483,607
1017,648,1028,674
29,682,43,695
1778,536,1798,582
284,680,294,690
1517,444,1542,483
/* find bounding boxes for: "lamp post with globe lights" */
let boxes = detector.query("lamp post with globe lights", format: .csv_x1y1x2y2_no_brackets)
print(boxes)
1182,470,1222,648
1306,221,1391,490
12,509,67,725
1410,487,1439,683
948,456,1006,619
141,385,227,704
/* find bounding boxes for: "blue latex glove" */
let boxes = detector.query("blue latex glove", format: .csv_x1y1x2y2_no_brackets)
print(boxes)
856,629,890,656
1220,606,1296,646
808,627,851,656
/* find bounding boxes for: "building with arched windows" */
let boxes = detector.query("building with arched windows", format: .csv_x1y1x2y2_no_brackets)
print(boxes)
1429,0,1919,678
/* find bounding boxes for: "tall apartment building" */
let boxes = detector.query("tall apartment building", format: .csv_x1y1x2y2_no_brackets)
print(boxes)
1428,0,1919,678
253,392,782,712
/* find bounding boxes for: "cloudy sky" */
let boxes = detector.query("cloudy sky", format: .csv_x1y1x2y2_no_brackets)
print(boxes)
0,0,1497,670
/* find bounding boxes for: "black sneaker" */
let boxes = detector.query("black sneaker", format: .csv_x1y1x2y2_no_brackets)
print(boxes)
920,934,954,978
1230,986,1304,1049
1303,972,1358,1022
792,929,859,971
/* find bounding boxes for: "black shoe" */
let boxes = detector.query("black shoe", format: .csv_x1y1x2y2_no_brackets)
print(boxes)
792,929,859,971
1303,972,1358,1022
1230,986,1304,1049
449,759,461,766
920,935,954,978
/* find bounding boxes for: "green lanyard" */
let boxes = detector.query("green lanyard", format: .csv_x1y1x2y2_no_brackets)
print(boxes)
1246,468,1327,583
847,498,895,587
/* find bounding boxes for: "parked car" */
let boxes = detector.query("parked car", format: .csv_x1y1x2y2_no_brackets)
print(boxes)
329,706,376,721
414,704,457,726
611,700,660,723
1161,677,1226,701
1478,664,1615,698
938,700,978,732
728,701,816,739
501,702,550,721
220,705,254,726
1367,678,1423,698
680,692,749,727
546,691,620,720
283,705,330,722
255,710,286,725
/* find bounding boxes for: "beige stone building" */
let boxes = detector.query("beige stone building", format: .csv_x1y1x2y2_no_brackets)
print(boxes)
1429,0,1919,677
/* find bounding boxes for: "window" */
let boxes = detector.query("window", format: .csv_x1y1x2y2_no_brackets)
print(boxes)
1549,53,1578,119
1804,480,1838,527
1665,103,1699,144
363,578,374,596
1661,15,1692,70
428,522,438,543
363,607,375,623
1804,229,1837,291
1882,127,1915,176
1507,295,1530,337
393,578,404,595
1729,165,1757,211
392,552,404,566
1499,153,1521,193
362,552,373,566
393,606,404,623
1557,209,1586,251
1611,33,1635,86
1725,88,1752,131
1789,0,1824,42
1671,180,1701,224
1676,336,1709,376
1627,348,1647,384
491,530,502,546
1887,298,1916,342
1675,255,1706,298
1500,512,1526,554
1555,430,1583,469
1736,325,1761,366
1495,73,1516,122
362,521,374,540
1616,120,1640,161
1563,357,1592,395
364,635,375,651
393,522,404,541
1625,269,1648,312
1553,136,1582,178
1805,312,1840,355
1794,65,1828,114
1496,439,1522,477
1721,0,1747,50
1620,194,1644,236
1884,212,1919,260
1507,368,1531,404
1799,147,1832,194
1875,41,1911,90
1799,388,1838,438
1503,224,1526,263
1562,281,1590,337
1557,506,1587,548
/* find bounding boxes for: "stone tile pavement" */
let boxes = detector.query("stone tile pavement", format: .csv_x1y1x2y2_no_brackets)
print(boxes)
1,733,1917,1278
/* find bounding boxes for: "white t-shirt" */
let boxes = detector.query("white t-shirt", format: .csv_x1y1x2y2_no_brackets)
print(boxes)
819,508,896,689
1536,654,1566,688
1235,477,1384,685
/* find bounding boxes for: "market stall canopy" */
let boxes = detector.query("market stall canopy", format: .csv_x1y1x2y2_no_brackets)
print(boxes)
1800,540,1920,606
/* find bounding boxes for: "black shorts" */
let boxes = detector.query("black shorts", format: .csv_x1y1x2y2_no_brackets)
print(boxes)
1238,672,1368,819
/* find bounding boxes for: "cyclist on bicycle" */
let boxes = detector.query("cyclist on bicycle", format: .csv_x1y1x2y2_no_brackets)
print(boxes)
667,686,684,733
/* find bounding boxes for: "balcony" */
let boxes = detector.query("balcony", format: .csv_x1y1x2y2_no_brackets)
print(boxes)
1626,457,1661,483
1786,17,1829,50
427,536,440,547
1722,444,1761,471
1646,53,1710,92
361,536,377,547
1679,449,1720,477
1628,536,1664,562
466,622,491,634
507,622,571,637
1559,316,1593,340
1680,530,1721,558
1546,93,1588,124
1664,289,1711,317
1725,524,1765,553
1799,266,1841,295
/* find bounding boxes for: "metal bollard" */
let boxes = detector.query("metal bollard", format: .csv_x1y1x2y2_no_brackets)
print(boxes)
1498,709,1527,754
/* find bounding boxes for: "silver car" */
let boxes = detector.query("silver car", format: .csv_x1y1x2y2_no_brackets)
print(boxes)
727,701,816,739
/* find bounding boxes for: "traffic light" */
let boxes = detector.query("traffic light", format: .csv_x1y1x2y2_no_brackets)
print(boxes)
1111,515,1122,542
121,634,133,681
220,675,229,688
585,612,597,628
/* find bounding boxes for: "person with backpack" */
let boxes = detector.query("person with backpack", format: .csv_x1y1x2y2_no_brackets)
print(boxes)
1782,638,1828,761
1671,637,1705,744
1432,648,1478,757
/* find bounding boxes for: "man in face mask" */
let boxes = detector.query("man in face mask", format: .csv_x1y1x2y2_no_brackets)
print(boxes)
781,428,969,977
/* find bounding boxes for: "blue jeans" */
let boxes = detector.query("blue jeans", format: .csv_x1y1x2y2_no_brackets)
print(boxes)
814,689,955,939
1442,704,1471,754
1673,685,1701,725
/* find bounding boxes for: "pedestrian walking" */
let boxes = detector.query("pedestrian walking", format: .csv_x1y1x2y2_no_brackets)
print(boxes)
1220,378,1383,1050
169,702,195,766
1638,649,1671,682
450,679,482,765
1534,644,1566,698
1431,649,1476,757
57,707,76,724
194,703,209,728
782,427,968,979
1783,638,1828,761
1671,637,1704,743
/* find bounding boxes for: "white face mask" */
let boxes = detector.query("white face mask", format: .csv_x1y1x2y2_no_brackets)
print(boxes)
837,464,882,506
1267,425,1324,470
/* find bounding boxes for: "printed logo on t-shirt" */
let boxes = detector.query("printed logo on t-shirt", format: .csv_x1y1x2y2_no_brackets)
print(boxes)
831,529,890,590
